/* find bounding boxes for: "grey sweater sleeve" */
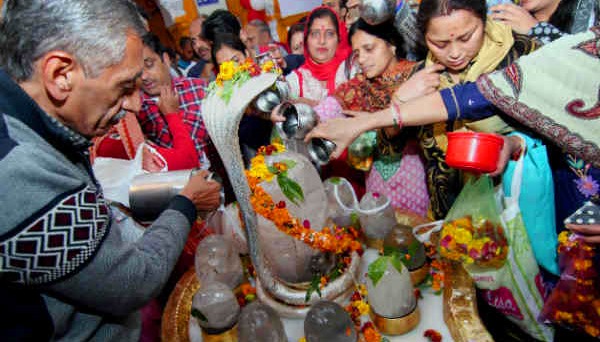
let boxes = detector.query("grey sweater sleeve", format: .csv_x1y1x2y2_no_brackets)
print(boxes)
0,127,196,316
46,204,193,316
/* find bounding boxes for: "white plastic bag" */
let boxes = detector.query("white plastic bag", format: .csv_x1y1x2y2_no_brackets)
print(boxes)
92,144,167,207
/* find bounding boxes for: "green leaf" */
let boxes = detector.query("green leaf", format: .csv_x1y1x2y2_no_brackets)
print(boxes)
350,212,360,228
281,159,297,170
367,256,389,287
329,177,341,185
382,338,391,342
407,240,420,257
267,165,279,175
191,308,207,322
575,159,585,169
390,253,404,274
277,174,304,205
305,274,322,302
383,245,400,257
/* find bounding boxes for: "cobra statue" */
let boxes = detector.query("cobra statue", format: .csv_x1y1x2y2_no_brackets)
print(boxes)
201,73,360,317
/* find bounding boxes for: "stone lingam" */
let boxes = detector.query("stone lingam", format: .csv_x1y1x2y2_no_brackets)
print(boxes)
201,68,361,319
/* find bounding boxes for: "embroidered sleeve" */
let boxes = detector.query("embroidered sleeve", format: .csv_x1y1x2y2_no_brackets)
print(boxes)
528,22,565,45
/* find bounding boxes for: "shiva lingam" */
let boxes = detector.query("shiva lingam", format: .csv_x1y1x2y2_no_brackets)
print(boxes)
367,254,420,335
191,281,240,342
202,73,361,318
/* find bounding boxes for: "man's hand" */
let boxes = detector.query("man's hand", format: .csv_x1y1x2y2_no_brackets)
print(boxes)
490,4,539,35
566,224,600,244
268,44,287,69
394,63,444,104
180,170,222,211
158,85,180,115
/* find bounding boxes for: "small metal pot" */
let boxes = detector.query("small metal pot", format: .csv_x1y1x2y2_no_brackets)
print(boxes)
275,102,318,140
307,138,337,166
253,80,289,113
129,169,198,222
360,0,397,25
254,90,281,113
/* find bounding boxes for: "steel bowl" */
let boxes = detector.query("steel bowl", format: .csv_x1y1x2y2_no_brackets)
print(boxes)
360,0,396,25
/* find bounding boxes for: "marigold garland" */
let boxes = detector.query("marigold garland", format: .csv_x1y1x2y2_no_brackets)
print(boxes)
208,58,282,102
245,144,362,255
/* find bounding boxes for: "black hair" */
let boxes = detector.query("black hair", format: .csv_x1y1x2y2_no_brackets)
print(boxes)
142,33,170,62
416,0,487,36
179,36,192,49
548,0,578,32
210,33,247,67
348,18,407,60
287,21,306,50
202,9,242,43
304,7,341,46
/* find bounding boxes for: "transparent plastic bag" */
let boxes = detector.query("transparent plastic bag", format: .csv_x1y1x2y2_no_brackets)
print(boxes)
439,175,508,269
541,231,600,338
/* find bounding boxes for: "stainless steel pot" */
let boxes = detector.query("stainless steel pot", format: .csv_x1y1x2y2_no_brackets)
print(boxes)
253,80,289,113
307,138,337,166
275,102,318,140
360,0,396,25
129,169,198,222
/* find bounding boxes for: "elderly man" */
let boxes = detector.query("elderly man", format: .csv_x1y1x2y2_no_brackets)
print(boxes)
0,1,221,341
244,19,288,55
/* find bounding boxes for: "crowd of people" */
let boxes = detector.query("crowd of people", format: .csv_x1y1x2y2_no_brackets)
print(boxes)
0,0,599,341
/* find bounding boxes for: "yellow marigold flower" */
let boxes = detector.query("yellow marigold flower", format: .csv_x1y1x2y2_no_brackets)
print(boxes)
353,300,370,315
298,338,307,342
219,61,236,81
358,284,368,296
453,227,473,245
558,231,569,244
261,60,275,72
272,142,286,153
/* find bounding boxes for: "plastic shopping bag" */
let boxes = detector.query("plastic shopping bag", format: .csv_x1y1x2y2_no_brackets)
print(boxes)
467,157,554,341
540,203,600,338
439,175,509,269
503,132,558,275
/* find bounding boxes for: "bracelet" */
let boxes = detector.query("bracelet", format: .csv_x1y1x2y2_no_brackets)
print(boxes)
391,99,403,130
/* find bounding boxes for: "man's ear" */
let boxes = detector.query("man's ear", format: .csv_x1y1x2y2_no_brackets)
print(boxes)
40,51,80,102
162,52,172,67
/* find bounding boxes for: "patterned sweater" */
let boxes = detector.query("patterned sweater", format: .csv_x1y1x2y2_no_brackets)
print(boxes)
0,68,196,341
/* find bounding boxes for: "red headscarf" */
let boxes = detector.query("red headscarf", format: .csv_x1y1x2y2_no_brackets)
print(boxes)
301,6,351,95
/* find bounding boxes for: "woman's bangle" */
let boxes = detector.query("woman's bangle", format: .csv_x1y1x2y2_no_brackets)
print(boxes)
391,99,403,130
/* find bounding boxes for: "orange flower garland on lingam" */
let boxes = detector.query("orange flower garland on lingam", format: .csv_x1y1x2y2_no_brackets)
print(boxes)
245,143,362,255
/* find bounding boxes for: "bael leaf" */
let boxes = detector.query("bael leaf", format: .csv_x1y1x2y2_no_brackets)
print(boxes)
390,253,404,274
191,308,208,322
277,174,304,205
267,165,279,175
368,256,389,287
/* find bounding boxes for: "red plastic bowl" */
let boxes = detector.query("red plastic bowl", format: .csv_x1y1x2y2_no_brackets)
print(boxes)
445,132,504,173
